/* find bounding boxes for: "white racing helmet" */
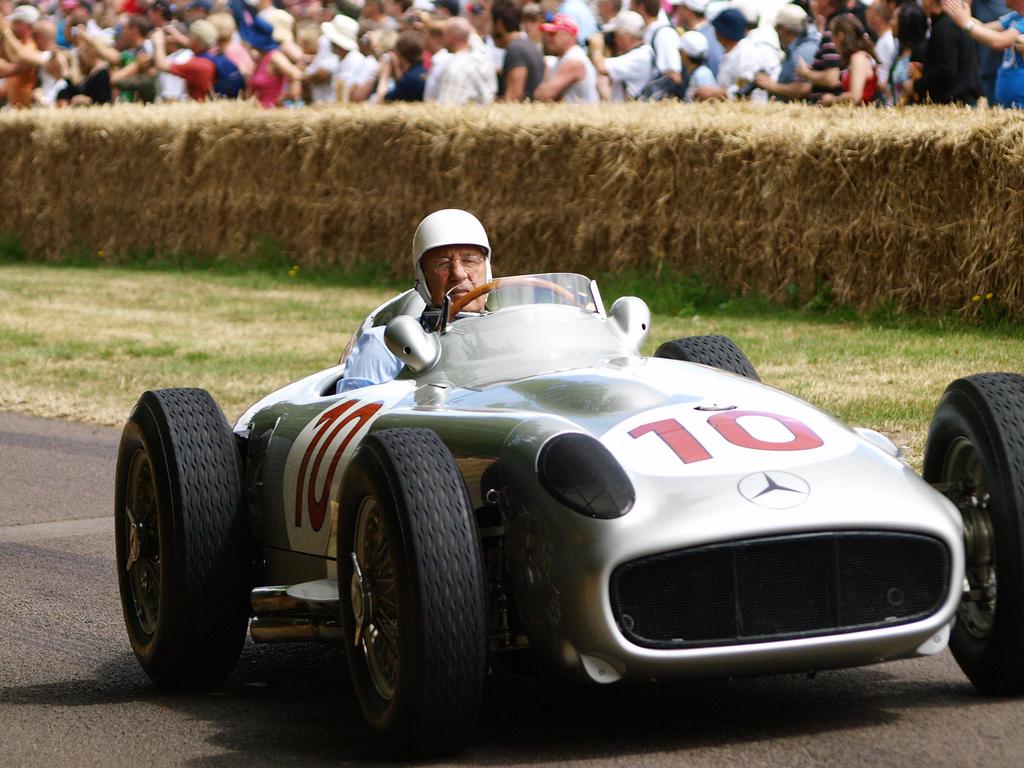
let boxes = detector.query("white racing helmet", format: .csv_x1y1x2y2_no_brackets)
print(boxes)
412,209,492,305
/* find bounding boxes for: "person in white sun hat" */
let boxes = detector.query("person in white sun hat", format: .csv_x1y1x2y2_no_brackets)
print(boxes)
307,13,366,103
339,210,493,392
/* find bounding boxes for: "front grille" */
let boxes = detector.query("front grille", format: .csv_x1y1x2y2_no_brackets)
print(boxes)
610,532,951,649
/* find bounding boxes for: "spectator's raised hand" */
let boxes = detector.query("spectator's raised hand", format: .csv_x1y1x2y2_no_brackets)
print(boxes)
941,0,970,27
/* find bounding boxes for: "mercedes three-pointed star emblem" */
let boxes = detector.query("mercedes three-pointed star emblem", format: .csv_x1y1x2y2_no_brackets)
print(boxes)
737,471,811,509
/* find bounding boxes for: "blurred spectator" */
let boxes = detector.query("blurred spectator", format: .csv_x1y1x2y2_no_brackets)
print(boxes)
672,0,722,75
793,0,849,102
733,0,784,64
558,0,598,46
156,22,193,101
635,0,682,91
152,21,217,101
1,3,41,107
313,13,363,102
423,18,449,99
360,0,395,32
680,27,715,100
694,7,779,101
347,27,386,102
521,2,545,48
209,12,255,78
491,0,544,100
185,0,212,23
889,0,927,104
912,0,980,104
58,30,112,104
31,20,69,106
534,12,598,101
588,10,656,101
148,0,175,30
971,0,1009,102
595,0,622,26
0,13,68,107
820,12,877,103
104,16,158,103
378,28,427,100
429,16,496,104
866,1,896,99
943,0,1024,107
433,0,460,20
754,3,820,101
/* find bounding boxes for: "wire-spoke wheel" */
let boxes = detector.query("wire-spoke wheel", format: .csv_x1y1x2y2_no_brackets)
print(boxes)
352,496,400,701
941,438,998,641
925,373,1024,694
123,450,161,637
115,388,250,690
339,428,487,757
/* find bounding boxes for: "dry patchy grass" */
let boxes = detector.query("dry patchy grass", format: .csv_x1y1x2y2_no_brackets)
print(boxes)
2,264,1023,467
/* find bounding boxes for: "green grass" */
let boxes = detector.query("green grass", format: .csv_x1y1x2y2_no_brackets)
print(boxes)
2,261,1023,468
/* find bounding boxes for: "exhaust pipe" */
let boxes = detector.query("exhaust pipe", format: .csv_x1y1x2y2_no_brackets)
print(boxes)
250,585,342,644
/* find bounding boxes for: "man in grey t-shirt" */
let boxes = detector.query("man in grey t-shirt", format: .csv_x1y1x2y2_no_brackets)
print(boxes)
492,0,545,100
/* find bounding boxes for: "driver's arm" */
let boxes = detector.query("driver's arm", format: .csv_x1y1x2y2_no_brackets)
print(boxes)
337,327,404,393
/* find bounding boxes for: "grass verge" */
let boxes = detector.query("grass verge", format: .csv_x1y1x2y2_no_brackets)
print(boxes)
2,262,1022,468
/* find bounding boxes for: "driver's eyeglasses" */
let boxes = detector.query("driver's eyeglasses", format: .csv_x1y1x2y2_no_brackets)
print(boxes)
423,254,486,274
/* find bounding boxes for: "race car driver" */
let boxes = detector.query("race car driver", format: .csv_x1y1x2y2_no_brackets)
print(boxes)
338,208,492,391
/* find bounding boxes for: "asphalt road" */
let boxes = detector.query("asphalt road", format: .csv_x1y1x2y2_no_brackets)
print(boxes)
3,411,1024,767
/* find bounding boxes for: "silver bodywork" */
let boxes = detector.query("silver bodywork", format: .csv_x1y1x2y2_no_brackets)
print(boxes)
236,279,964,685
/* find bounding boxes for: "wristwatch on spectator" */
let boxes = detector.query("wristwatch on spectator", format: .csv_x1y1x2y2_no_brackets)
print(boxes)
963,19,977,32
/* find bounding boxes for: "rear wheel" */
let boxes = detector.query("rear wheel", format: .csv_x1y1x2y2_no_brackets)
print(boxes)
115,388,250,690
924,373,1024,694
338,428,487,756
654,335,760,381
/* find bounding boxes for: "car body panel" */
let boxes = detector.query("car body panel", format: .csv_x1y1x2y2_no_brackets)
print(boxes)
235,276,965,685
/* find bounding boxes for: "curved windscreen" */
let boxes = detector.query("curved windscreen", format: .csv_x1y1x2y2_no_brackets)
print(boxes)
448,273,601,315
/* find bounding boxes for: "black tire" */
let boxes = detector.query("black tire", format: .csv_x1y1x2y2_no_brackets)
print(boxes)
654,335,760,381
924,373,1024,694
114,388,250,690
338,428,487,757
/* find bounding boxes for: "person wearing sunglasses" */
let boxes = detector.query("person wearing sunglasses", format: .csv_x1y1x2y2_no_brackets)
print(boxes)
338,209,492,392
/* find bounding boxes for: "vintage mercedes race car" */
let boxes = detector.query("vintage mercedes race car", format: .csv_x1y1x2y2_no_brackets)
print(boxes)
114,273,1024,756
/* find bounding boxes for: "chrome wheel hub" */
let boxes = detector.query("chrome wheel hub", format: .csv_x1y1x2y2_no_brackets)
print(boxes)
945,437,997,640
124,450,161,636
352,497,399,701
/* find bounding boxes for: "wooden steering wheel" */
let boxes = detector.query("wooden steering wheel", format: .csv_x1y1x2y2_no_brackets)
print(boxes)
447,276,580,319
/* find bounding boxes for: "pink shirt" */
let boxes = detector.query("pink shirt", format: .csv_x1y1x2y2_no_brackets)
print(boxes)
249,51,286,109
223,40,255,79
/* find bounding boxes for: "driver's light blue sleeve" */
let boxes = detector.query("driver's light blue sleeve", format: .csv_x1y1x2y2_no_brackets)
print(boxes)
337,327,404,393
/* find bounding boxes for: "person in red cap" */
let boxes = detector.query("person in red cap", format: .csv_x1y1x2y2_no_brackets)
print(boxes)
534,12,598,102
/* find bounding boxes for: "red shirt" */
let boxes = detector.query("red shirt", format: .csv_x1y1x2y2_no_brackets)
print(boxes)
170,56,216,102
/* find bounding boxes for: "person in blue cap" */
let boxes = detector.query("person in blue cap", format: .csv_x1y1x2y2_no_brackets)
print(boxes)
693,6,779,101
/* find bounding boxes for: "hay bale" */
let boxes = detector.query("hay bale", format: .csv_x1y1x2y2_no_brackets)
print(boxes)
2,101,1024,317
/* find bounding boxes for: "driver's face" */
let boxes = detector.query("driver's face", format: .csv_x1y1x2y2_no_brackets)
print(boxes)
422,245,488,313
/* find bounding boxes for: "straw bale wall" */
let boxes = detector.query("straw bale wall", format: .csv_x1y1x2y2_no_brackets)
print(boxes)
3,102,1024,316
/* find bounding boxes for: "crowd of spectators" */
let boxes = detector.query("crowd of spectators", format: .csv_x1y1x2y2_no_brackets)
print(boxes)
1,0,1023,108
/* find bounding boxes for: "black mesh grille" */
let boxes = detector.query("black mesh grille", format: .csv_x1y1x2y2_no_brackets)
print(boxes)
610,532,951,649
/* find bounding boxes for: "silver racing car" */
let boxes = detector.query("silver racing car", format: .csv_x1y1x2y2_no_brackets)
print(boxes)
114,273,1024,756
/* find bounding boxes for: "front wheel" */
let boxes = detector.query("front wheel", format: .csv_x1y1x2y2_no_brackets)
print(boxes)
114,388,250,690
924,373,1024,694
338,428,487,756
